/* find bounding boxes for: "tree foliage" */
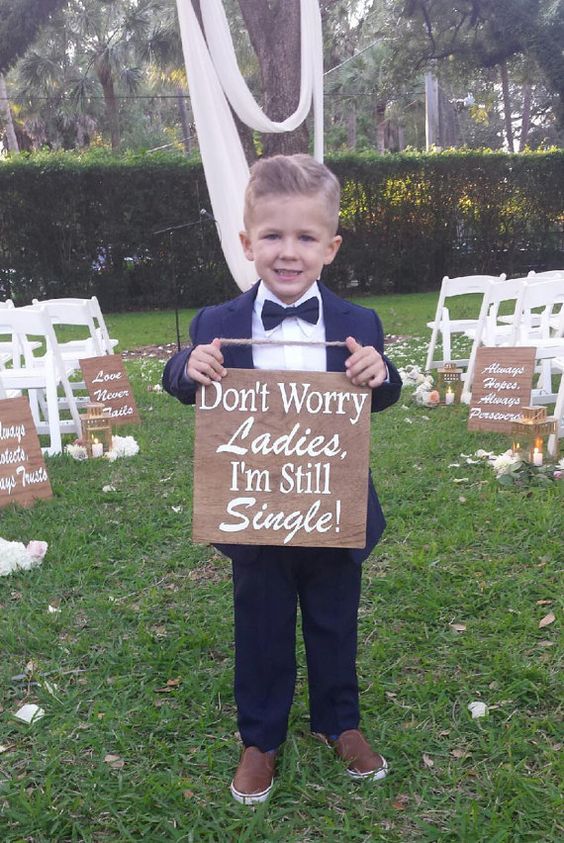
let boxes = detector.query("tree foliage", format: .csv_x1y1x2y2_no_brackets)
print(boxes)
0,0,67,74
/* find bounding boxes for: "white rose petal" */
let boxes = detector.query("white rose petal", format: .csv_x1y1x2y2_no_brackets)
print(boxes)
468,701,488,719
14,704,45,724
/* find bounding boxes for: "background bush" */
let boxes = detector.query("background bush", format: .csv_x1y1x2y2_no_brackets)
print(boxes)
0,149,562,310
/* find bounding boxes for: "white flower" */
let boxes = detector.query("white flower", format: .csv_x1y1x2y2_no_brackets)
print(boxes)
14,704,45,724
474,449,493,458
398,364,433,387
468,700,488,719
413,379,438,406
27,541,48,561
490,450,522,477
0,538,47,576
105,435,139,462
557,458,564,470
65,443,88,461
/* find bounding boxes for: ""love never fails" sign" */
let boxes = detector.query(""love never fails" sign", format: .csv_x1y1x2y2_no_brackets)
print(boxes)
193,370,372,548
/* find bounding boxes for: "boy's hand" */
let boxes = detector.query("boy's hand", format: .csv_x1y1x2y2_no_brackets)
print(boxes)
344,336,387,388
186,338,227,385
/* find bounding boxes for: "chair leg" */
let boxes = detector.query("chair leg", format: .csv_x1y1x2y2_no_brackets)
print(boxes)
44,369,63,455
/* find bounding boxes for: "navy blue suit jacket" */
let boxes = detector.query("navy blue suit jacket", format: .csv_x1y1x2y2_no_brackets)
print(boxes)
163,281,402,564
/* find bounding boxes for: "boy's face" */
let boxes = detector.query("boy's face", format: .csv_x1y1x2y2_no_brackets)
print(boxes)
240,194,342,305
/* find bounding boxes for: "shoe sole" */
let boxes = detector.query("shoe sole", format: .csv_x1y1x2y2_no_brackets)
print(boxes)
230,780,273,805
312,733,389,782
347,756,388,781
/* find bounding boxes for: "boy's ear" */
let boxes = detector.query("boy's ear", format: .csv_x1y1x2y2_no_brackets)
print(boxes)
324,234,342,265
239,230,254,262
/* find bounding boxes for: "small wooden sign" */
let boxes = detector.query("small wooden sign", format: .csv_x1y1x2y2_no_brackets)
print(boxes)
0,397,52,508
468,347,537,433
80,355,140,425
193,369,372,548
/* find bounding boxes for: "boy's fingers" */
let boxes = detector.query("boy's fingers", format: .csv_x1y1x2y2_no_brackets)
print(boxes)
345,336,362,354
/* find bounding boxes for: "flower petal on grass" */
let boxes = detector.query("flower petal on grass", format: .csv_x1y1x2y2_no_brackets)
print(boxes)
468,701,488,719
14,704,45,723
104,754,125,769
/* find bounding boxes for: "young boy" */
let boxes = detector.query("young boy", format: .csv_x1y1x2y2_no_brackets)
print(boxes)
163,154,402,805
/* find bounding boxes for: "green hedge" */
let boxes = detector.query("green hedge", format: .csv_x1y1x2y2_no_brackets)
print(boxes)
0,149,562,310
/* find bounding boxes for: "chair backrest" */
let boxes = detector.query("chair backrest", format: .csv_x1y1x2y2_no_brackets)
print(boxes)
526,270,564,283
515,277,564,341
481,276,528,345
32,296,114,354
30,299,105,356
0,306,62,368
436,274,504,306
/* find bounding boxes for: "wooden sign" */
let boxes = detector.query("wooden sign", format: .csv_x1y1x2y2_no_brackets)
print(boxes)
80,355,140,425
193,369,372,548
468,347,537,433
0,397,52,508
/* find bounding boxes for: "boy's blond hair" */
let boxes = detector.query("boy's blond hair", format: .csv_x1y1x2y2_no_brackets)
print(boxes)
243,154,341,233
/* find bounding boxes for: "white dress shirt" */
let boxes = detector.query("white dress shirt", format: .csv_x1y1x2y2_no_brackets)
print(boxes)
252,281,327,372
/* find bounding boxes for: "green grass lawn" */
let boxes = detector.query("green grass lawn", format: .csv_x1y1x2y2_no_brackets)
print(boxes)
1,297,562,842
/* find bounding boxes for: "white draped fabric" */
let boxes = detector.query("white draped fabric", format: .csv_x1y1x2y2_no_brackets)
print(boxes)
175,0,324,291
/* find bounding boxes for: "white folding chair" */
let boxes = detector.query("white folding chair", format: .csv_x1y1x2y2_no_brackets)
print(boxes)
28,300,106,368
32,296,118,356
425,274,505,371
511,278,564,403
0,299,15,368
461,277,528,403
0,307,82,455
526,269,564,282
497,271,564,330
547,357,564,459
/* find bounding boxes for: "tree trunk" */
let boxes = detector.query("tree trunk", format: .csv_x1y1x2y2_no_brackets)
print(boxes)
176,87,192,154
424,72,439,149
237,0,308,156
0,73,19,153
346,105,357,150
375,101,387,153
519,82,531,151
96,60,120,152
500,61,514,152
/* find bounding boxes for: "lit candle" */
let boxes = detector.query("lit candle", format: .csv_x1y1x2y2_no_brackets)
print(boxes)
532,447,543,467
445,387,455,405
91,438,103,458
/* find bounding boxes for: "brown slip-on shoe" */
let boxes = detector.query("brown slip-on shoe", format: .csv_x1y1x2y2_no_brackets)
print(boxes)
314,729,388,781
230,746,276,805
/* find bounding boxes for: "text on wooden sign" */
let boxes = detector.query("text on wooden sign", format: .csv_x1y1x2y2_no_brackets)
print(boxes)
193,369,371,548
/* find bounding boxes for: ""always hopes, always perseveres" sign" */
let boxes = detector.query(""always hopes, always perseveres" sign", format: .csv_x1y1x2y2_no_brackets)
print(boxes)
193,369,371,548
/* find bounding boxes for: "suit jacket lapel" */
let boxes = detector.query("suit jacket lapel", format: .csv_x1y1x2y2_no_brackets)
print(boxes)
219,282,259,369
320,282,351,372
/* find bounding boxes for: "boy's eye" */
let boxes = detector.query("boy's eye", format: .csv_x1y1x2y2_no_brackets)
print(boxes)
263,233,279,240
300,234,315,242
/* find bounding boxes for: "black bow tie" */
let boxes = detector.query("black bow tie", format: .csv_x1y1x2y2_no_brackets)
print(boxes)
261,297,319,331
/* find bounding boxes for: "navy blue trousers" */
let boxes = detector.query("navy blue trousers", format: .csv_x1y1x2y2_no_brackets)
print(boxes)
232,546,362,752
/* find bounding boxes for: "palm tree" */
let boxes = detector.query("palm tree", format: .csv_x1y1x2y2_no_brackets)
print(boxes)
15,0,167,151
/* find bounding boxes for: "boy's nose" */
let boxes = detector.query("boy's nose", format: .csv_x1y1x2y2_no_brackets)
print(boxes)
279,238,299,258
